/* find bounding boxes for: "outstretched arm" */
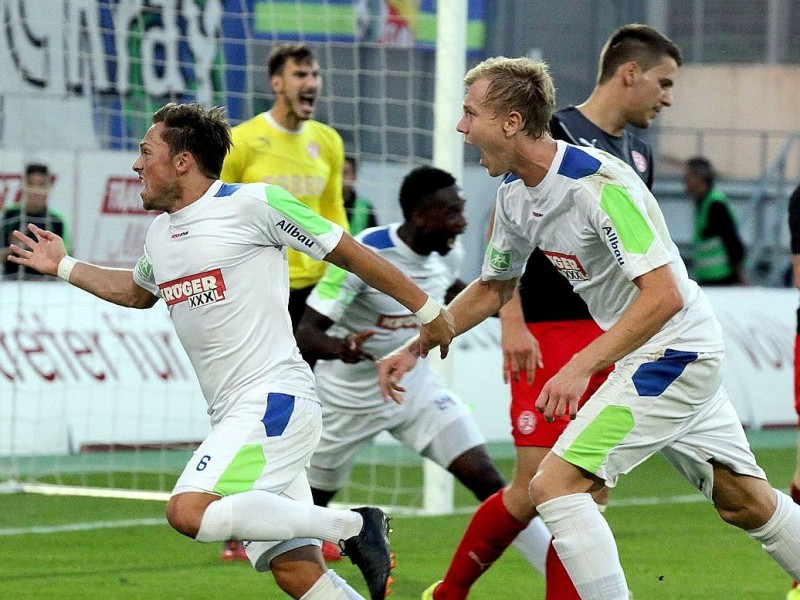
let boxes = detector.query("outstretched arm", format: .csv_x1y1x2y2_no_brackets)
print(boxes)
8,223,158,309
378,276,517,402
325,233,454,359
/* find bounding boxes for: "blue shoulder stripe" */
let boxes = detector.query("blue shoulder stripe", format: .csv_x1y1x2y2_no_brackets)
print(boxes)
215,183,243,197
557,146,601,180
361,227,394,250
502,172,520,184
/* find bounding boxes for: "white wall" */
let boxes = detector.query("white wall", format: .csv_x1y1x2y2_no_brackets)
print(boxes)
2,281,796,457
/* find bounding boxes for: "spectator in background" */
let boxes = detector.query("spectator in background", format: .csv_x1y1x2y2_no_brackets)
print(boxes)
221,42,349,329
684,156,747,286
787,181,800,600
343,155,377,235
1,163,71,280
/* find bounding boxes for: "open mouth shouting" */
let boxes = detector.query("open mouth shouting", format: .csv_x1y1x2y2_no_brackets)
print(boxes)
297,91,317,117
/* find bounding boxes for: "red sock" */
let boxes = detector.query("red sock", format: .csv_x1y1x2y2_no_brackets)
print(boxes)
435,491,527,600
791,484,800,588
545,537,581,600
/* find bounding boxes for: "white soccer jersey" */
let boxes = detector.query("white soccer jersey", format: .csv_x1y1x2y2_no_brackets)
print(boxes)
483,140,724,354
132,180,344,422
307,223,463,410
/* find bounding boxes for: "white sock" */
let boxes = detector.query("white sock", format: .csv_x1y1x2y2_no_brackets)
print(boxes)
537,493,629,600
195,490,363,543
510,516,550,576
301,569,365,600
747,488,800,580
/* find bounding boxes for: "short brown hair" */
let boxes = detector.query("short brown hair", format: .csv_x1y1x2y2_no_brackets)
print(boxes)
598,24,683,84
464,57,556,139
151,103,232,179
268,43,316,77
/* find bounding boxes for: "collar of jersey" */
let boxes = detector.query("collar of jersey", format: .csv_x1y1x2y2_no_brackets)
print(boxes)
264,110,307,135
167,180,223,225
388,222,436,261
522,141,567,193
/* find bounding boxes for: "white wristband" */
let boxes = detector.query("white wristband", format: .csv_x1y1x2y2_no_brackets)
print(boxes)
57,256,78,282
415,296,442,325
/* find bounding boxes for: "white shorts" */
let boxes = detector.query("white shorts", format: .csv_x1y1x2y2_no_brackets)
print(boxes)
307,366,484,492
552,349,765,498
172,393,323,570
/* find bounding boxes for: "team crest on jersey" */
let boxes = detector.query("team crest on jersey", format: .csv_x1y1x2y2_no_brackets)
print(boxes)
377,313,419,330
307,142,320,158
517,411,536,435
159,268,227,309
136,255,153,280
542,251,588,281
631,150,648,173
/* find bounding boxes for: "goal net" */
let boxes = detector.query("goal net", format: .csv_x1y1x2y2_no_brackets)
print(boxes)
0,0,487,516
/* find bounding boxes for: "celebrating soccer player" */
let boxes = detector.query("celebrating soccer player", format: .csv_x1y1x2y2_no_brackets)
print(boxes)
8,102,455,600
379,56,800,600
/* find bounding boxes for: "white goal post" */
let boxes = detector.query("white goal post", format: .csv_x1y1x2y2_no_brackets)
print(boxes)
422,0,467,515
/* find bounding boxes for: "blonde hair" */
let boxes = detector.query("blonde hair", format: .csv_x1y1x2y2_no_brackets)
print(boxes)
464,57,555,139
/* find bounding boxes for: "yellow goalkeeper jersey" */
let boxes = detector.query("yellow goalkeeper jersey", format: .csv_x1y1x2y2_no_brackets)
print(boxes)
221,112,349,289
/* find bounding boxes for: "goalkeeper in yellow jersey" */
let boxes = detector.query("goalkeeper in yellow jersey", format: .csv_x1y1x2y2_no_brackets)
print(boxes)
221,42,349,329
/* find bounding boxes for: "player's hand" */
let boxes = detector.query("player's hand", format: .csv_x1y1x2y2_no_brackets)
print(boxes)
534,362,591,422
418,308,455,359
501,323,543,385
7,224,66,276
339,330,376,363
378,345,418,404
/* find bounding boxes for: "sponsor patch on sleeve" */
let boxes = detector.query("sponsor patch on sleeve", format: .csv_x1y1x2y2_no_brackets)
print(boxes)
275,218,315,248
136,255,153,280
488,246,511,271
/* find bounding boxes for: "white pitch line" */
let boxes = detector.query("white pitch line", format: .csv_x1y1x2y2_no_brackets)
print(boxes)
0,518,165,537
0,492,710,537
611,493,706,507
16,482,171,501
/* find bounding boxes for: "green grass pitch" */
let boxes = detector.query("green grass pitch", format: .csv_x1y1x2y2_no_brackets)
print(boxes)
0,432,794,599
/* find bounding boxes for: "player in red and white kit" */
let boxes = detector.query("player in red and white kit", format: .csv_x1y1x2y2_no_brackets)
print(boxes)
787,181,800,600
